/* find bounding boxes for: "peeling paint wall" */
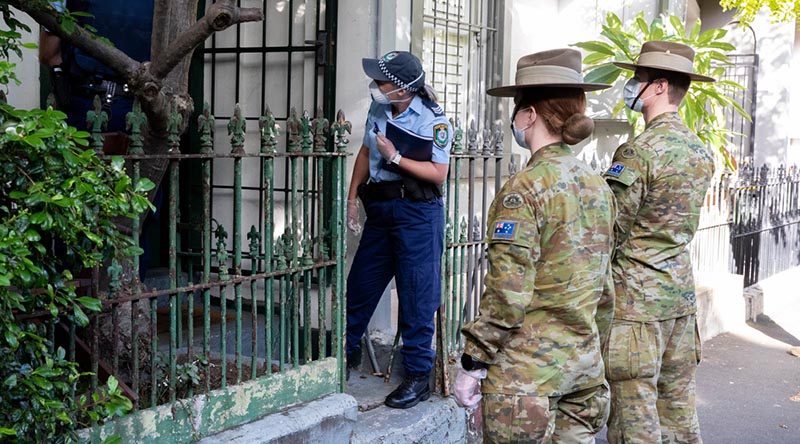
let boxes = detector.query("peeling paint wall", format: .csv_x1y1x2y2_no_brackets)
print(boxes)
83,359,339,443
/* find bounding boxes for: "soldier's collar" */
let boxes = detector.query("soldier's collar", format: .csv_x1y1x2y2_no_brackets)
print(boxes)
531,142,572,164
645,111,680,129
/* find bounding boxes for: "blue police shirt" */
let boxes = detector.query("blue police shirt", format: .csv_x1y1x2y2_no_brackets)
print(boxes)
362,95,452,182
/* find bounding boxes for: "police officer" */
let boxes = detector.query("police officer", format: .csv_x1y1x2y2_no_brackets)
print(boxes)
39,0,154,135
603,41,715,443
454,48,616,443
345,51,451,409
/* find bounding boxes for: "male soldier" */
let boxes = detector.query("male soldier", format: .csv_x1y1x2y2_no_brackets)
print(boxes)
603,41,715,443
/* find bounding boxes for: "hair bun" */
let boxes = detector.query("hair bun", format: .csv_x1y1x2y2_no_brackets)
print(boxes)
562,113,594,145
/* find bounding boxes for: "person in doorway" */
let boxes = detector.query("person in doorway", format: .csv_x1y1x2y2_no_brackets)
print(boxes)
345,50,452,409
601,41,715,444
39,0,163,281
454,48,616,443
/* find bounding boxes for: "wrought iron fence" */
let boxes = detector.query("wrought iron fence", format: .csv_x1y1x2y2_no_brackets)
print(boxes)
691,164,800,287
40,98,350,419
436,118,505,391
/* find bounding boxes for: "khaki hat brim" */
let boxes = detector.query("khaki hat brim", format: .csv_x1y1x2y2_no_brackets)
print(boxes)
487,82,612,97
613,61,716,83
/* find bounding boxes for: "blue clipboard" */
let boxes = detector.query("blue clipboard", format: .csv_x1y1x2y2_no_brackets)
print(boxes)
380,120,434,173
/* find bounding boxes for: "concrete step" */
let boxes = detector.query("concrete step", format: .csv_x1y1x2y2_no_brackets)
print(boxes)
198,393,357,444
351,395,466,444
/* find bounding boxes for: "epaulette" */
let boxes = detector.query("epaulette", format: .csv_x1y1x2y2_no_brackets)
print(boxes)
422,98,444,117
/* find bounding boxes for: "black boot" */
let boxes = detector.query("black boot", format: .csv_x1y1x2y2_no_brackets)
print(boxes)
346,348,362,382
385,374,431,409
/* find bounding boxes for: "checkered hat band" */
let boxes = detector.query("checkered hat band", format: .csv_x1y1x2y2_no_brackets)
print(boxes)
378,59,422,92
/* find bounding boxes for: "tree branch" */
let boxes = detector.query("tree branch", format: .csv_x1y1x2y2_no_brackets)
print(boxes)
149,2,263,80
9,1,140,80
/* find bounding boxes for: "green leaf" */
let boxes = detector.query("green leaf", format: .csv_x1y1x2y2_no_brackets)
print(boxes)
135,178,156,193
606,12,622,29
5,330,19,349
669,15,686,37
584,52,612,66
115,177,131,194
111,156,124,172
584,64,623,85
689,19,702,40
60,18,76,35
123,245,145,257
635,15,650,35
4,374,17,388
573,41,616,56
706,41,736,51
107,375,119,393
0,428,16,436
77,296,102,312
72,304,89,326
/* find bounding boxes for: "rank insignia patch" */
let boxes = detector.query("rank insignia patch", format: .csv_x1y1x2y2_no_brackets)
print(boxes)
492,221,517,240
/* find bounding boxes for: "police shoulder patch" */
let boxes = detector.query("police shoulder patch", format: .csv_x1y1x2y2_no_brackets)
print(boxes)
492,221,517,240
605,162,625,178
433,123,449,148
501,193,524,209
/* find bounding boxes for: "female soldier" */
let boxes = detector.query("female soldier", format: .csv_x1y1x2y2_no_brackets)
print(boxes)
454,48,616,443
345,51,451,409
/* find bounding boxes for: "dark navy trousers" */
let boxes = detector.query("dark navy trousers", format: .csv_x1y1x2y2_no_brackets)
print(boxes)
346,197,444,375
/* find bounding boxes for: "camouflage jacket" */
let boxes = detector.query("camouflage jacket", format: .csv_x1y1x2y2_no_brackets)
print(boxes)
461,142,616,397
603,112,714,321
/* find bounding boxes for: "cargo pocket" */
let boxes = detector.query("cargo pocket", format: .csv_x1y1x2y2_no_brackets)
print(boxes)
556,383,610,434
604,321,659,382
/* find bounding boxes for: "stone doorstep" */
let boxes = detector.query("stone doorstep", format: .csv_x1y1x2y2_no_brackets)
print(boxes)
350,396,467,444
199,375,468,444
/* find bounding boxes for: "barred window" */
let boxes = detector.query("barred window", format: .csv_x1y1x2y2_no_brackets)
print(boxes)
417,0,503,127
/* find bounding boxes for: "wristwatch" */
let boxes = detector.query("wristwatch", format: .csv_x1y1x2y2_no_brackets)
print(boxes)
390,151,402,165
461,354,489,371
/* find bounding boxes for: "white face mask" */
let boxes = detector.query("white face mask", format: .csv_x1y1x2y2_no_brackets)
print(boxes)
623,78,655,112
511,108,533,149
369,80,411,104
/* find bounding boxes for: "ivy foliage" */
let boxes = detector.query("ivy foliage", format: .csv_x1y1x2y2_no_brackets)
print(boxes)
0,4,152,441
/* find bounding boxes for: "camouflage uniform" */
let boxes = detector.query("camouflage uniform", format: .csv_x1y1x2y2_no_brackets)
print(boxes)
603,112,713,444
461,142,616,443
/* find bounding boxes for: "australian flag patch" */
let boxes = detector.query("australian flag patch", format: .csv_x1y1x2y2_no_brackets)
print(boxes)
492,221,517,240
606,162,625,177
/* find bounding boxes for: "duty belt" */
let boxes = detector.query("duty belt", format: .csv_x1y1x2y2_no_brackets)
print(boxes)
74,78,132,103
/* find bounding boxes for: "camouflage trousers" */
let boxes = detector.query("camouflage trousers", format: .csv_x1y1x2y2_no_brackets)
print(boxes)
482,383,610,443
605,314,702,444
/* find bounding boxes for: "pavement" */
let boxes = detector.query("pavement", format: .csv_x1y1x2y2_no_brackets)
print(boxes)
694,319,800,444
596,317,800,444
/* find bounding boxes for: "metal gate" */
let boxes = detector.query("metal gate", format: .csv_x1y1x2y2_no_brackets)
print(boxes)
720,53,758,165
77,1,348,439
414,0,508,391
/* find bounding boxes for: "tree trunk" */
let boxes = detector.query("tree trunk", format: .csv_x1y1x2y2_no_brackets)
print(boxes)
10,0,263,202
